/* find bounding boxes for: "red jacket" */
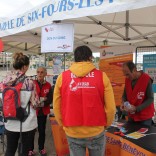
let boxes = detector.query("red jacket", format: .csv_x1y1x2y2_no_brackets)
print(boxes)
61,69,107,126
125,73,154,121
34,80,51,115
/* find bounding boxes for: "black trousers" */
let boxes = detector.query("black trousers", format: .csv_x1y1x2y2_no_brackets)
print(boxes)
5,129,36,156
30,115,47,151
38,115,47,150
128,118,153,127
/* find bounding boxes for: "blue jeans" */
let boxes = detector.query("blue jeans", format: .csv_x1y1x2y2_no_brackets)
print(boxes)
66,131,106,156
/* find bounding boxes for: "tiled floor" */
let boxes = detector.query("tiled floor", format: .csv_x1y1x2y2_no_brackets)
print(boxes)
0,117,57,156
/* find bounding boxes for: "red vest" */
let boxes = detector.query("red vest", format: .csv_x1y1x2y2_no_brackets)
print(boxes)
61,69,107,126
34,80,51,115
125,73,154,121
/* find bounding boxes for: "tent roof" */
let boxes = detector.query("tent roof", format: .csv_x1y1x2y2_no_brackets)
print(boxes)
0,0,47,17
1,1,156,54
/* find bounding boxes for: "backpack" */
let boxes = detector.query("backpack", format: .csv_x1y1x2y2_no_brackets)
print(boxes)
2,76,30,122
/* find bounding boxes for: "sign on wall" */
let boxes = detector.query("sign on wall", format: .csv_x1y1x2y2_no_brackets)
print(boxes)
99,46,135,106
41,23,74,53
143,54,156,92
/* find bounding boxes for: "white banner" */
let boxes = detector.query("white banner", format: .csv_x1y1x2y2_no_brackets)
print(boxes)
100,45,136,59
41,23,74,53
1,0,156,37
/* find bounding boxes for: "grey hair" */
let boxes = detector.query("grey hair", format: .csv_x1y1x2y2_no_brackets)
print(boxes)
37,66,47,73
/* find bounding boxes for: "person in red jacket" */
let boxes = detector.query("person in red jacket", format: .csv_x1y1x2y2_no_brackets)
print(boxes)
53,45,116,156
121,61,155,126
28,67,53,156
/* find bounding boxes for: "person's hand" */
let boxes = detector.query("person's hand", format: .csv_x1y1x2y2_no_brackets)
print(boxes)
124,105,130,112
121,101,135,113
32,105,37,110
40,97,47,102
120,104,125,111
128,105,136,114
44,97,47,101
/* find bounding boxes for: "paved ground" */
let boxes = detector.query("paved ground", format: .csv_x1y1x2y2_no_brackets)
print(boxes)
0,116,57,156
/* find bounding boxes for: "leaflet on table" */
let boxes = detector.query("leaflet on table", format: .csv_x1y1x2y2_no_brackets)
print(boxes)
126,128,149,139
137,128,149,133
126,132,146,139
111,122,124,128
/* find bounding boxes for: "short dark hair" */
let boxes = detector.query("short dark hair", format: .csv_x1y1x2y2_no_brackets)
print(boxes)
13,52,30,70
74,45,92,62
123,61,136,72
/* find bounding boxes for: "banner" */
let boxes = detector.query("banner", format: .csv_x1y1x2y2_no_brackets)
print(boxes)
99,46,134,106
106,132,156,156
1,0,156,37
143,54,156,92
41,23,74,53
100,46,135,59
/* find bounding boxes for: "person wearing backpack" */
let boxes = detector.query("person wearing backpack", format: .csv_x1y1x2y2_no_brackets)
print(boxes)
28,66,53,156
2,52,40,156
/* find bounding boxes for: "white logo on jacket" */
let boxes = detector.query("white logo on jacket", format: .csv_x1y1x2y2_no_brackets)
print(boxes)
69,79,78,91
71,72,94,78
137,92,145,99
69,79,95,91
44,89,49,94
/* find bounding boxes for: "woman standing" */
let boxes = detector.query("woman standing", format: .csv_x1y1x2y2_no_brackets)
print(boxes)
3,52,40,156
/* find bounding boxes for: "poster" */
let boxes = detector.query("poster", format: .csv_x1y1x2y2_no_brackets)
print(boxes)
99,46,134,106
99,54,133,106
41,23,74,53
143,54,156,92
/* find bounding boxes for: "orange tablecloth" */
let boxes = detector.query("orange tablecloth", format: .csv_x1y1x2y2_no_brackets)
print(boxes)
105,132,156,156
50,117,69,156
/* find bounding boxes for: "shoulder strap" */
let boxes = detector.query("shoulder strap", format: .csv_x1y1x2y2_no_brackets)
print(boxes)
12,74,26,86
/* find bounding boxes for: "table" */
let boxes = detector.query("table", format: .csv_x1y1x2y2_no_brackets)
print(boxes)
49,116,156,156
105,122,156,156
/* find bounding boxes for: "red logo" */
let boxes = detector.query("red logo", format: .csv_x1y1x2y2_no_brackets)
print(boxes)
57,45,71,49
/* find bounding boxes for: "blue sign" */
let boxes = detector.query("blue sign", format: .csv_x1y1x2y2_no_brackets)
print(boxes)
143,54,156,92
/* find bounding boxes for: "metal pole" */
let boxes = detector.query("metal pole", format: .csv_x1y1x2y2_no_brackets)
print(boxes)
125,10,129,40
4,52,6,71
44,53,46,67
6,53,8,71
64,53,66,71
